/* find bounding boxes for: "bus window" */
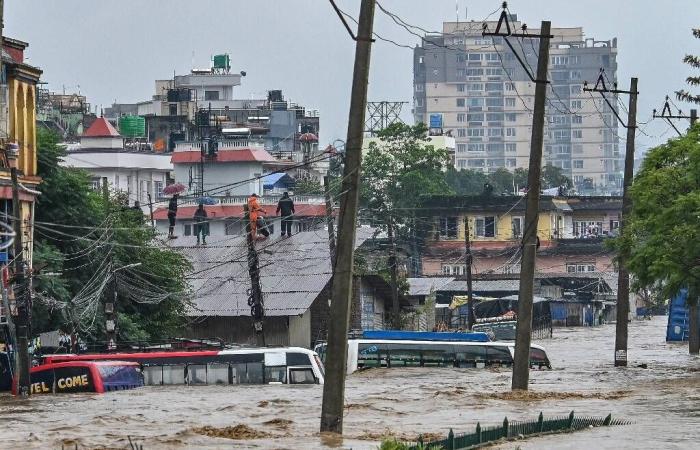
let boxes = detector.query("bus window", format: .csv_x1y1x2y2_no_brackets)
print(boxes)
455,345,486,368
357,344,381,368
143,366,163,385
207,363,230,385
244,362,264,384
287,352,313,366
187,364,207,385
421,345,455,367
265,366,287,384
486,346,513,366
386,344,421,367
53,366,94,393
30,368,55,394
289,368,316,384
162,365,186,385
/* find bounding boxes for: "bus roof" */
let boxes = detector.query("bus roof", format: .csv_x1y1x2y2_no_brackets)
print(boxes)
362,330,490,342
346,339,548,351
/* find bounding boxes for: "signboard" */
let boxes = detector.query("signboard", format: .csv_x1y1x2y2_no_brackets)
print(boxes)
429,113,443,129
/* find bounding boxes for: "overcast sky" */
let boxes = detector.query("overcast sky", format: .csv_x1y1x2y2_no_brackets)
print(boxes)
6,0,700,153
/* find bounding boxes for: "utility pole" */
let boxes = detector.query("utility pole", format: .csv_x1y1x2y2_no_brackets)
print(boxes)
321,0,375,434
387,214,400,329
464,217,474,330
9,144,30,396
244,205,265,347
102,177,109,204
484,8,552,391
105,256,117,351
652,96,697,136
147,193,155,228
324,175,336,264
585,74,638,366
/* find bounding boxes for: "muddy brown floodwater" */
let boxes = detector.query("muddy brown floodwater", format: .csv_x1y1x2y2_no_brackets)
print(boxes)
1,317,698,449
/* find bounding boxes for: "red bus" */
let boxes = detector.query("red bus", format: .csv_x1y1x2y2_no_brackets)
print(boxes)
13,361,143,395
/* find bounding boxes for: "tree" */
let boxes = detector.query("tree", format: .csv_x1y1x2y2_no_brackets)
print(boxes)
541,165,573,190
676,28,700,105
32,129,191,346
292,178,323,195
444,168,488,195
617,124,700,353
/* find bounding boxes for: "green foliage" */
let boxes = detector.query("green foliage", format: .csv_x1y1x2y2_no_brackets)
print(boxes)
32,129,191,343
293,178,324,195
541,165,573,190
378,439,440,450
676,28,700,105
444,168,488,195
616,124,700,304
443,166,570,196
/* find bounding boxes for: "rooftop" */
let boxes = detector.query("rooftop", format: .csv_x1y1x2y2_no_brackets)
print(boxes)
83,117,121,138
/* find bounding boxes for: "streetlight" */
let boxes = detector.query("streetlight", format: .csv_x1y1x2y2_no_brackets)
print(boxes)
105,262,142,350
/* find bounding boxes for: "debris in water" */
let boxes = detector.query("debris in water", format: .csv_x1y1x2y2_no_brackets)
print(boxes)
475,390,630,401
191,424,270,440
263,418,294,429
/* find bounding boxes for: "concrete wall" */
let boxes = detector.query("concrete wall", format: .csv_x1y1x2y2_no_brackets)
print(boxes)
172,161,262,196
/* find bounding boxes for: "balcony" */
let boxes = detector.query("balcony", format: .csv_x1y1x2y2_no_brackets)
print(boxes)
173,139,265,152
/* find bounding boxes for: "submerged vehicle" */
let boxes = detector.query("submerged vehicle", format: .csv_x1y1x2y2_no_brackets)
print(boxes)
42,347,324,385
315,331,551,374
12,361,143,395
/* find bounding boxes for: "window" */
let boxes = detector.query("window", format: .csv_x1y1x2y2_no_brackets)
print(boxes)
207,363,230,385
415,84,424,92
204,90,220,101
572,115,582,124
467,128,484,137
467,83,483,91
566,263,597,273
140,180,151,202
511,217,524,238
154,181,164,199
571,100,582,109
467,113,484,122
488,128,503,137
162,365,186,385
570,70,582,80
484,67,502,75
505,113,516,122
573,175,584,183
553,129,568,140
466,68,483,76
486,113,503,121
456,69,464,78
506,128,516,137
573,144,583,154
456,144,467,153
457,84,465,92
475,216,496,237
184,224,191,236
505,97,516,107
264,366,287,384
573,160,584,169
551,56,568,66
505,82,515,91
468,53,482,61
457,128,466,137
143,366,163,385
487,143,504,152
484,53,500,61
570,55,580,65
187,364,207,385
457,158,467,168
506,158,517,168
442,265,465,276
486,97,503,107
468,159,485,167
468,143,485,152
438,217,458,239
570,85,582,94
468,98,484,107
416,98,424,107
573,130,582,139
456,98,465,107
289,368,316,384
506,143,516,152
485,82,503,91
573,221,603,237
168,103,178,116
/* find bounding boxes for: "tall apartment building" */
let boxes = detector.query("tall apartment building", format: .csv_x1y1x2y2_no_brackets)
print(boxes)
414,15,621,194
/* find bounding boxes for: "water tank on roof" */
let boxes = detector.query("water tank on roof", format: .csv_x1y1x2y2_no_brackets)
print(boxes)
118,115,146,138
268,90,284,102
213,54,230,71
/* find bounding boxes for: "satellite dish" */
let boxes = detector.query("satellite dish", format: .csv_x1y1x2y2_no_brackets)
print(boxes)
240,71,247,77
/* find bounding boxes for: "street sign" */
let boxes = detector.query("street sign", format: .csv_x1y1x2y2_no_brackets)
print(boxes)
429,113,443,129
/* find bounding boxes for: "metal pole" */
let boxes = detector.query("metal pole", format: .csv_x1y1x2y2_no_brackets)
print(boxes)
690,109,697,126
464,217,474,330
387,215,400,329
320,0,375,434
614,77,638,367
511,21,551,391
11,166,30,396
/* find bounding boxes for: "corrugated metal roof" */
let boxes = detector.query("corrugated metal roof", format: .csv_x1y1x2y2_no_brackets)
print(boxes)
407,277,455,296
169,227,376,317
440,279,521,293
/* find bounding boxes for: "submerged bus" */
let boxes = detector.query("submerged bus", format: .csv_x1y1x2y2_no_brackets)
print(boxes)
315,332,551,374
13,361,143,395
43,347,324,385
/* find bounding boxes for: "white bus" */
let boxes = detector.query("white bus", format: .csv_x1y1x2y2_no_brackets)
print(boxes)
315,339,550,374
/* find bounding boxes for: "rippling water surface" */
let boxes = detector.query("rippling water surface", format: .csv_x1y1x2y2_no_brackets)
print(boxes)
1,317,698,449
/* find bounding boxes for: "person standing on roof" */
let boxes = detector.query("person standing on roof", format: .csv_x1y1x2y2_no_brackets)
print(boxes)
276,192,295,237
193,203,208,245
247,193,266,239
167,194,179,239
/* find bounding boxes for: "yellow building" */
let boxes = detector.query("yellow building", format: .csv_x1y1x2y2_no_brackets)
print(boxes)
0,37,42,268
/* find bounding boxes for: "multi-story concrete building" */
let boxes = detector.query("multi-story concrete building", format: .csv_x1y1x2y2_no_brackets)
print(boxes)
414,15,621,194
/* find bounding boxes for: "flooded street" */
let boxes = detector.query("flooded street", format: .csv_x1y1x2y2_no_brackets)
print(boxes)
1,317,698,449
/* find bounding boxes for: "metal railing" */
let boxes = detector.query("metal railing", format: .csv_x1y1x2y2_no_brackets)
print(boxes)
407,411,630,450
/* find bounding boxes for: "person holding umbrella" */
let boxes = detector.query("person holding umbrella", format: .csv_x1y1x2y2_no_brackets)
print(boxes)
193,202,208,245
167,193,179,239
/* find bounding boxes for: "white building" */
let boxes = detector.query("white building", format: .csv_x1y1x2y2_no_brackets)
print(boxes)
62,118,173,211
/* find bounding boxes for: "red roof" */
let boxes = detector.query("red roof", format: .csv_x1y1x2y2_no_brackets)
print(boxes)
153,204,328,220
83,117,120,137
171,148,275,164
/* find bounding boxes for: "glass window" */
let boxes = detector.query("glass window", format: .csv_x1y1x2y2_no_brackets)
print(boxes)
468,98,484,107
486,97,503,107
386,344,421,367
456,98,465,107
421,345,455,367
265,366,287,384
246,362,264,384
357,343,381,368
457,113,466,122
30,368,56,395
530,348,549,367
455,345,486,367
457,84,465,92
143,366,163,385
187,364,207,385
162,365,186,385
505,98,516,107
506,143,516,152
486,346,513,365
573,130,582,138
573,160,583,169
438,217,458,238
204,90,220,100
207,363,229,385
468,53,482,61
289,368,316,384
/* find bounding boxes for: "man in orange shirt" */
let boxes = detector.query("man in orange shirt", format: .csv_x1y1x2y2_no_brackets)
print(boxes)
247,193,266,239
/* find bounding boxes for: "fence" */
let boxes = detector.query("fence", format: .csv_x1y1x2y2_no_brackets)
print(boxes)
408,411,630,450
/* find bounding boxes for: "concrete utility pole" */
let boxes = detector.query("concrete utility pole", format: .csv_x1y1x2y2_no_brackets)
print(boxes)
147,193,155,228
510,21,551,391
585,75,638,366
463,217,474,330
320,0,375,434
243,205,265,347
387,215,400,329
9,145,30,396
323,175,336,265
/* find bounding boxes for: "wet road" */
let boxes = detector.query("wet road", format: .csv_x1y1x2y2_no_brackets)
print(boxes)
1,317,698,449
